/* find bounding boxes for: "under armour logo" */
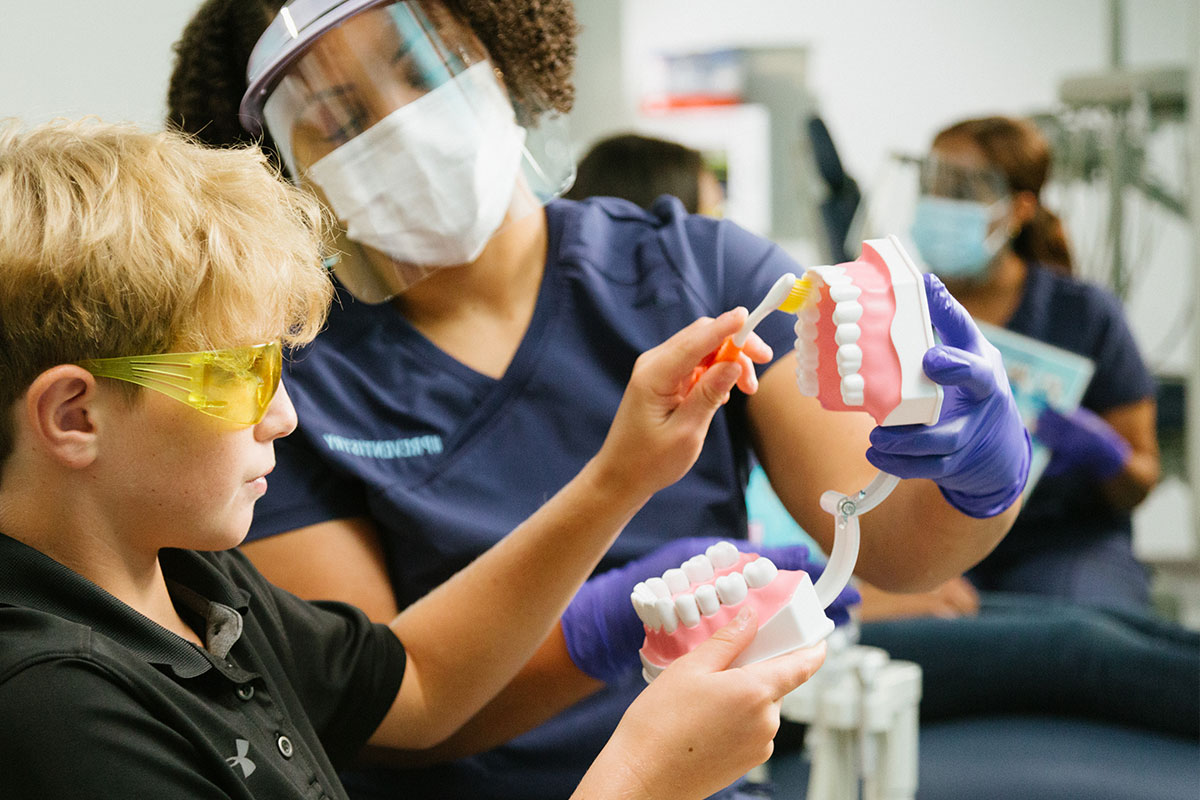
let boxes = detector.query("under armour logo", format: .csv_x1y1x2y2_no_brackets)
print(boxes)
226,739,256,778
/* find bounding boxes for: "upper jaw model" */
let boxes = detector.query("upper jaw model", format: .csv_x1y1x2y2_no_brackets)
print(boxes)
794,235,943,427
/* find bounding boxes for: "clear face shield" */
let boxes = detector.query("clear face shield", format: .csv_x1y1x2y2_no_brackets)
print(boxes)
241,0,576,302
908,153,1013,281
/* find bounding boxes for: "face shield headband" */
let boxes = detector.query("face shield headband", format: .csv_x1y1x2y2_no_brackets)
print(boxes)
240,0,576,302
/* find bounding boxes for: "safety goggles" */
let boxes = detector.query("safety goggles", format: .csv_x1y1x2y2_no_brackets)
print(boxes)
917,154,1010,204
78,341,282,426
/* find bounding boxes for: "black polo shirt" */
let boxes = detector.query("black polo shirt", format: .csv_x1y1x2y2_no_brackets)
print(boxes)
0,532,406,799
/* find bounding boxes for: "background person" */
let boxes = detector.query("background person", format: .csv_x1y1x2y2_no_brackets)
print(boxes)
167,3,1030,798
565,132,726,217
908,114,1160,612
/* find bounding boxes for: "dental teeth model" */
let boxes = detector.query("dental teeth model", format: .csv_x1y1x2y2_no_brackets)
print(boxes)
634,236,942,682
794,235,943,426
634,541,834,682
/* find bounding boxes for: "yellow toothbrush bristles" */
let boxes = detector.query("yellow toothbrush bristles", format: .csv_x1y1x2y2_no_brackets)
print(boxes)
776,275,815,313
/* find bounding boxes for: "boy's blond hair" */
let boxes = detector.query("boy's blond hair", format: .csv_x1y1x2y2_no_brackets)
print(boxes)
0,117,334,459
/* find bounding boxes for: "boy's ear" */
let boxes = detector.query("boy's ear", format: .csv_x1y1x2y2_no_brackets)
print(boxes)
23,366,104,469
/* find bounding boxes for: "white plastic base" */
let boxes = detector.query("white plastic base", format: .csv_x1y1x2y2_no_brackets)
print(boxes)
640,571,834,682
866,235,943,427
780,635,923,800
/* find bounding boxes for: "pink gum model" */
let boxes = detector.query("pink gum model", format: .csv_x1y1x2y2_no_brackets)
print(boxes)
634,542,833,682
794,235,943,427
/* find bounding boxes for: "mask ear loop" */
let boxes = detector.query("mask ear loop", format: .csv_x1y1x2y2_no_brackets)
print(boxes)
812,470,900,608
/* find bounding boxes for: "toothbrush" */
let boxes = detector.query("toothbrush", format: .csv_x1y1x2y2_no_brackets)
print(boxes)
688,272,815,387
732,272,813,347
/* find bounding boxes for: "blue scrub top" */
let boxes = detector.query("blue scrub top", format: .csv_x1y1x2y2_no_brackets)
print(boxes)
248,195,801,799
982,263,1156,565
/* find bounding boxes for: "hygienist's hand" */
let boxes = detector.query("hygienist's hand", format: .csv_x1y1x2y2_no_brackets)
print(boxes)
1035,405,1131,481
596,308,772,499
561,536,858,683
573,606,826,800
865,274,1031,518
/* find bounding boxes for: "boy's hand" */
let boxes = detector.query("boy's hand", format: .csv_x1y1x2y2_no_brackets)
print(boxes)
594,309,772,500
584,607,826,800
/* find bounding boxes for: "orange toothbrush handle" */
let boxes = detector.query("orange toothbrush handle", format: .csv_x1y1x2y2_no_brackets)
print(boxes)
688,337,743,389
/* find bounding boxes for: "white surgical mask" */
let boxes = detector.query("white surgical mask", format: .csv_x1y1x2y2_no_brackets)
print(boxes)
307,62,527,270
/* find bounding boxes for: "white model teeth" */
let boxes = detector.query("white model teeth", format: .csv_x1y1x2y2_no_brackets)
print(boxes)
841,373,865,405
705,541,740,569
836,344,863,376
795,349,819,374
793,294,821,397
797,300,821,325
674,593,702,628
631,583,660,628
795,370,820,398
654,597,678,633
645,577,671,599
682,554,714,583
695,584,721,616
635,546,784,631
832,302,863,325
715,572,749,606
743,556,778,588
791,265,866,407
829,283,861,303
663,568,689,594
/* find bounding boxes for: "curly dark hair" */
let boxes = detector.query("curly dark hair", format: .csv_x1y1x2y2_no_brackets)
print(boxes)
167,0,578,171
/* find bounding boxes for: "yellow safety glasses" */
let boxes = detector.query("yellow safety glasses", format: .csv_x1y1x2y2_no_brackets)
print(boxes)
78,341,282,426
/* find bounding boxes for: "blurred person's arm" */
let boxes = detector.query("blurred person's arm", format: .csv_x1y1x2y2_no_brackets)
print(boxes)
856,576,980,622
1097,398,1160,510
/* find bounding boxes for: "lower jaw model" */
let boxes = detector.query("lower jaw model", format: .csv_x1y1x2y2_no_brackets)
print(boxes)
635,542,833,683
634,235,942,682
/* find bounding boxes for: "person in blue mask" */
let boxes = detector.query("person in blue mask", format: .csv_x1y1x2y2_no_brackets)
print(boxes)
165,4,1031,799
908,115,1160,611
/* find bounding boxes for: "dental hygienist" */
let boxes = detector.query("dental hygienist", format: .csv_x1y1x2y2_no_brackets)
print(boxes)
909,115,1160,611
167,2,1030,798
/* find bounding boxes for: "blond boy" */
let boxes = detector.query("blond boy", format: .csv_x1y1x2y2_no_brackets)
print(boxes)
0,119,824,800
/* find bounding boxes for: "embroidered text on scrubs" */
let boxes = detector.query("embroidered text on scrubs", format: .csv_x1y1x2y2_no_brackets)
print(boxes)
322,433,444,459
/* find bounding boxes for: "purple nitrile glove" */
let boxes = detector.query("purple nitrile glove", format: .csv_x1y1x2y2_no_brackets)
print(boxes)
866,273,1032,518
561,536,860,683
1035,405,1131,481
